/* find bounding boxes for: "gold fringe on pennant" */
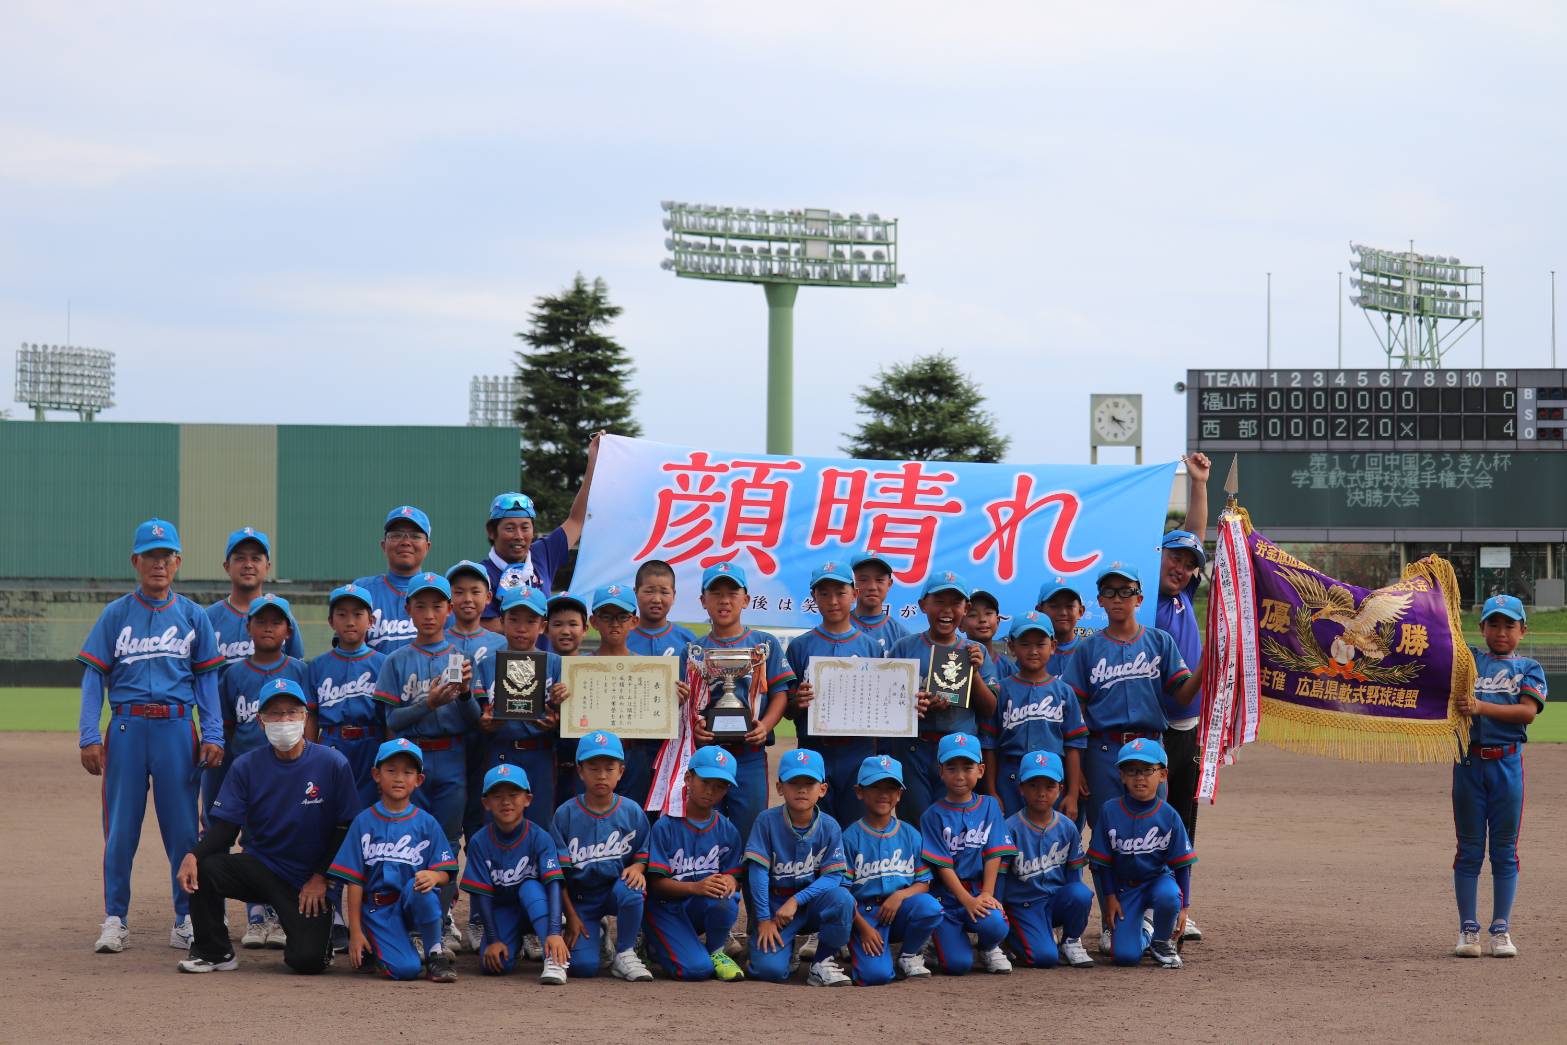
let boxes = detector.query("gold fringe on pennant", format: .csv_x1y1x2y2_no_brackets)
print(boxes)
1401,553,1474,758
1258,697,1463,763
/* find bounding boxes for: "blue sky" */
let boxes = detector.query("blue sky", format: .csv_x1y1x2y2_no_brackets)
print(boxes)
3,1,1563,463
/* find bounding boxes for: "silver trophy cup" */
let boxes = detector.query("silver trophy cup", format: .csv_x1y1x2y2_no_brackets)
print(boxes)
692,644,764,741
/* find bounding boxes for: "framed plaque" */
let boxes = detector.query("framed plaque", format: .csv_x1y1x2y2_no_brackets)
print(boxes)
492,650,549,721
807,657,920,739
926,646,974,709
560,656,680,740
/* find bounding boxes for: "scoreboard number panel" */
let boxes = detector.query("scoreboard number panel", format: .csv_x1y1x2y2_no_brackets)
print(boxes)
1188,369,1567,451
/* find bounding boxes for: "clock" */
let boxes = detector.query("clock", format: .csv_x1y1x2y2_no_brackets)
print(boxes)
1090,394,1142,446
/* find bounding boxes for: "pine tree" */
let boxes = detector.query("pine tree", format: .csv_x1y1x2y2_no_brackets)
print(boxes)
841,352,1010,462
514,274,641,526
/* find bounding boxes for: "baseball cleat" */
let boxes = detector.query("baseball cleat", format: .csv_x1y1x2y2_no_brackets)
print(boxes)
170,916,194,950
1099,928,1113,956
1489,930,1518,958
896,951,931,979
241,919,267,949
1454,929,1482,958
178,954,239,973
464,921,485,954
979,946,1013,974
1180,914,1203,942
1149,939,1183,969
94,916,128,954
426,949,458,983
709,950,745,982
796,933,820,961
807,955,851,987
540,957,568,985
1061,937,1095,968
724,930,747,959
262,914,287,950
611,948,654,982
522,934,544,960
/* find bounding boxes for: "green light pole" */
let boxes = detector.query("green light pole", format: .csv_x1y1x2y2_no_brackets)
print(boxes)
661,203,903,454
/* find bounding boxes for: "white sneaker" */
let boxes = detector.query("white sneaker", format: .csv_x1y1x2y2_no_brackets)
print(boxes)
262,915,286,950
896,951,931,979
94,916,128,954
601,918,617,967
610,948,654,981
540,957,568,985
1180,913,1203,942
523,934,544,961
1061,936,1095,968
796,933,820,960
1455,929,1482,957
241,920,267,949
442,921,462,954
177,954,238,973
807,955,851,986
1490,930,1518,958
465,921,485,954
1098,928,1113,956
170,916,194,950
979,946,1013,974
1149,939,1183,969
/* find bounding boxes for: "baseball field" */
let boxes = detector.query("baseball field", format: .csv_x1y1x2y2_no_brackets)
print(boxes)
5,704,1565,1043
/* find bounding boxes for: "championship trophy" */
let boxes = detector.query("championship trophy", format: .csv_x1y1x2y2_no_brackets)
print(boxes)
492,650,548,721
691,643,767,741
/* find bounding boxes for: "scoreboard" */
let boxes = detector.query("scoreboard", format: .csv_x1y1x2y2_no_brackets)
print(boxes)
1187,368,1567,451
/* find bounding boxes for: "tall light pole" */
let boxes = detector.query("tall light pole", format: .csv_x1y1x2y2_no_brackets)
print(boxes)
660,202,904,454
15,343,115,421
1347,241,1483,368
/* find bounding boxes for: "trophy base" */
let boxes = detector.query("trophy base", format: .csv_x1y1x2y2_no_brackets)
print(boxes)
706,710,754,741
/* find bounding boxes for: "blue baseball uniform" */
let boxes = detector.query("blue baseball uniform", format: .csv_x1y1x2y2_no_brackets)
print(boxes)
552,795,650,975
1002,810,1093,966
351,572,420,653
472,646,563,828
785,625,884,826
696,628,795,843
1046,635,1082,678
1454,647,1547,933
206,597,306,669
851,608,910,657
459,818,565,974
308,644,387,809
447,626,508,843
743,806,854,981
886,633,1002,827
329,802,458,979
1087,796,1195,965
481,536,568,620
623,622,696,804
841,818,942,985
919,794,1017,974
78,589,224,923
643,811,744,980
627,620,698,659
375,640,483,851
982,676,1088,816
1061,626,1191,829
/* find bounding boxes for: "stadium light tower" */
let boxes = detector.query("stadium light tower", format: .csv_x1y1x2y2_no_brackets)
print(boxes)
1348,242,1483,368
14,343,115,421
660,202,904,454
468,374,522,427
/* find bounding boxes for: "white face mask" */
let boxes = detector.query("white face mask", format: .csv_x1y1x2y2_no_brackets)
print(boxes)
264,719,305,751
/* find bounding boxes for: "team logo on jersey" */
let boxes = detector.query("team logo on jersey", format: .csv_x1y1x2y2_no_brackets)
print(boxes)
318,671,375,708
113,625,196,664
1106,825,1173,856
1087,652,1164,688
666,844,729,879
302,781,322,805
565,829,637,867
488,853,555,888
1473,670,1523,696
851,847,918,883
1014,840,1072,880
360,833,432,866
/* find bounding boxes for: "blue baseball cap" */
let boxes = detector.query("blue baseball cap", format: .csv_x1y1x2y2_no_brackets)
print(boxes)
576,730,625,762
384,505,431,536
1482,594,1527,622
969,588,1000,610
1096,562,1141,587
856,754,904,788
701,561,748,591
809,560,854,589
1160,530,1207,569
257,677,307,710
547,591,588,618
445,559,490,586
1036,576,1082,605
132,518,181,555
224,526,271,558
1018,749,1065,783
375,737,424,768
498,585,548,616
489,492,537,521
688,745,737,785
850,551,895,575
921,570,972,599
246,593,297,631
406,571,452,601
779,748,827,782
1008,610,1053,640
328,583,373,611
936,732,982,764
1117,737,1168,766
591,583,637,615
482,763,531,794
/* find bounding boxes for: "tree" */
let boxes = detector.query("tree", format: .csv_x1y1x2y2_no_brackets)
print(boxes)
514,274,641,526
841,352,1010,462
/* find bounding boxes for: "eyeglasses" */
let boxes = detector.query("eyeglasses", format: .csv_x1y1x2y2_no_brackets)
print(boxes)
259,707,307,722
383,530,428,544
1120,764,1160,777
1099,587,1142,600
595,612,633,625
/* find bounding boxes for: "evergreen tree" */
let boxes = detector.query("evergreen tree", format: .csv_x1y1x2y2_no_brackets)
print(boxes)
841,352,1010,462
514,274,641,526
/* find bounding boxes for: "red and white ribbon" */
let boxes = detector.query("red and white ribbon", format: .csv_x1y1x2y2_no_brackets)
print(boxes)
1197,514,1260,801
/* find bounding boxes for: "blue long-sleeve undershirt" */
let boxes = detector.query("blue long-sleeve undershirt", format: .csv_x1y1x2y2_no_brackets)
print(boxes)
747,862,846,922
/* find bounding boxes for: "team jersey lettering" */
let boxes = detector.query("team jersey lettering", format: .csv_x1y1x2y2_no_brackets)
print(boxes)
114,625,196,663
942,823,992,855
317,671,376,708
1000,695,1067,731
1088,652,1164,687
666,844,728,879
1011,840,1072,880
360,833,433,867
851,847,919,883
772,846,831,880
564,831,637,868
1474,670,1523,697
486,855,541,887
369,609,419,645
1106,825,1174,855
233,694,260,725
218,637,255,662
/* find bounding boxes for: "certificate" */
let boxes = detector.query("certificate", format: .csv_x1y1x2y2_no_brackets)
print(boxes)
560,656,680,740
807,657,920,739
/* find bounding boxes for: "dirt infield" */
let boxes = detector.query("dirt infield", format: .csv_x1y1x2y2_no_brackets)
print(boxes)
5,732,1564,1044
